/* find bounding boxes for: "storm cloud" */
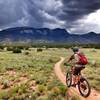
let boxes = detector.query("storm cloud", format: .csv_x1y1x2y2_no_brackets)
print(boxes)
0,0,100,34
60,0,100,21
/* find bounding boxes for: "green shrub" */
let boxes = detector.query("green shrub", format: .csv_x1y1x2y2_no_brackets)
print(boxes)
51,87,60,96
37,96,47,100
2,80,10,89
37,48,43,52
10,86,19,94
38,85,46,93
48,59,54,63
24,47,29,50
17,46,24,50
0,91,9,100
71,95,80,100
7,47,13,51
0,49,3,52
48,57,59,63
24,51,30,55
10,84,28,95
18,84,28,94
13,48,22,53
36,78,47,85
31,92,41,99
58,85,67,96
47,92,57,100
0,46,4,50
36,79,44,85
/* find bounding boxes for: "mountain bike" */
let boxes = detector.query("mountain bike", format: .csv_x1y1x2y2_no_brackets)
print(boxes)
65,64,91,97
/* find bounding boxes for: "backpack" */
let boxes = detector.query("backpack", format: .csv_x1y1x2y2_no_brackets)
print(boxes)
77,53,88,65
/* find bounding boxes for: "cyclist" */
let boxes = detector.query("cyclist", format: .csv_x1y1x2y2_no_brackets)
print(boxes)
67,47,88,87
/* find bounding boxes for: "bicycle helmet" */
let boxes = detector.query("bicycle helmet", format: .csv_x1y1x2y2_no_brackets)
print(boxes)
72,47,79,53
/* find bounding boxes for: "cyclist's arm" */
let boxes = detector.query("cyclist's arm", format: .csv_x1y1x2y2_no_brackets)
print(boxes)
67,54,74,62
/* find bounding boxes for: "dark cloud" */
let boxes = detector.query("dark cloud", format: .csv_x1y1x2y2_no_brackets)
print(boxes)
0,0,64,29
0,0,25,27
59,0,100,21
0,0,100,34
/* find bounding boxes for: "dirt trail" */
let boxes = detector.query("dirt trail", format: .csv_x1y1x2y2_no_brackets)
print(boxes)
54,57,100,100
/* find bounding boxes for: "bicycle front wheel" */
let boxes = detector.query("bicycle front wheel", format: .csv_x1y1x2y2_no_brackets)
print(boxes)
78,77,91,97
66,72,72,87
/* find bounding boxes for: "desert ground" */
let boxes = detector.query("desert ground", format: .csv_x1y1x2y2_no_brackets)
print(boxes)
0,47,100,100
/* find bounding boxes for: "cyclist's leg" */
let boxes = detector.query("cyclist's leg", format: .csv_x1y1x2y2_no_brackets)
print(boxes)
72,66,79,86
73,65,84,84
78,65,85,75
73,66,79,75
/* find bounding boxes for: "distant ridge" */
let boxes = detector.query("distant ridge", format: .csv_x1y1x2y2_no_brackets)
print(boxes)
0,27,100,44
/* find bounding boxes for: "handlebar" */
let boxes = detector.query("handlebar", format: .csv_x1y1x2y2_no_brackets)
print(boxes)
64,63,71,67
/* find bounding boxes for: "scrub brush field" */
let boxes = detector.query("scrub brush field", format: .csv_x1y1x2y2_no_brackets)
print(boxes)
0,48,68,100
0,47,99,100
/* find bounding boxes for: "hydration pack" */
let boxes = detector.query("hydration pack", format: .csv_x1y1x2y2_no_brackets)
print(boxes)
77,53,88,65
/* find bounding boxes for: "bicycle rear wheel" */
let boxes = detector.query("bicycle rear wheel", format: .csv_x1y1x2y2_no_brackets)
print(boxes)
66,72,72,87
78,77,91,97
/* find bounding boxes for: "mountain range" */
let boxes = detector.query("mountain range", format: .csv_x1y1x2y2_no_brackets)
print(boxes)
0,27,100,44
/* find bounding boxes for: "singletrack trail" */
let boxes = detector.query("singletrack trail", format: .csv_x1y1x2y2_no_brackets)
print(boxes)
54,57,100,100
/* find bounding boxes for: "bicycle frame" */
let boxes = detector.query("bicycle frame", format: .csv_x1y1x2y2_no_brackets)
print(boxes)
70,66,81,84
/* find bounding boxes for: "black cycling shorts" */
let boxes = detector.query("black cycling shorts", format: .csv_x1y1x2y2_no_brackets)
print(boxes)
73,66,85,75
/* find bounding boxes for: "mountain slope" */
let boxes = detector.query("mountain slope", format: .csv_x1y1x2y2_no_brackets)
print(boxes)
0,27,100,44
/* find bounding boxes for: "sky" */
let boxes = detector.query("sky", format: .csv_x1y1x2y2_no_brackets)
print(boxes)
0,0,100,34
